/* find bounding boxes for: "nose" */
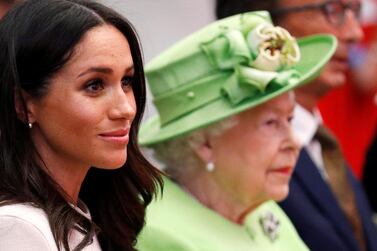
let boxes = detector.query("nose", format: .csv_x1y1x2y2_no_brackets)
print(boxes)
338,9,363,44
108,85,136,121
281,126,301,155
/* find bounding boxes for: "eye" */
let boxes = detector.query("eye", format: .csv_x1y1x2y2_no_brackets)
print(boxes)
85,78,104,93
264,118,278,127
121,76,134,91
288,115,294,124
324,1,344,25
324,1,342,14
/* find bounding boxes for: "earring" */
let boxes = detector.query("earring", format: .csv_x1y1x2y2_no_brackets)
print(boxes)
28,122,33,129
206,161,215,172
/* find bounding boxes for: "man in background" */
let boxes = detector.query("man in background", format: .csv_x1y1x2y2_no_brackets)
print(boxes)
217,1,377,251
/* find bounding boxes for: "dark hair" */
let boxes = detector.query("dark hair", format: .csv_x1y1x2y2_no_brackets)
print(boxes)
0,0,162,250
216,0,281,23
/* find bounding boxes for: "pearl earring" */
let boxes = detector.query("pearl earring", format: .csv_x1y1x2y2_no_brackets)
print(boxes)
28,122,33,129
206,161,215,172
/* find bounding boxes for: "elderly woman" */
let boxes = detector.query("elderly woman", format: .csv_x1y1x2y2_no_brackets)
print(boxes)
137,12,336,251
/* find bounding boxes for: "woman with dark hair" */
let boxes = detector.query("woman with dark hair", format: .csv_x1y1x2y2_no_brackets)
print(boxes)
0,0,162,250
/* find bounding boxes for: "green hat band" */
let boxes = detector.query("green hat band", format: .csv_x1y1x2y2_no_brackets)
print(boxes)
154,67,300,126
149,13,301,126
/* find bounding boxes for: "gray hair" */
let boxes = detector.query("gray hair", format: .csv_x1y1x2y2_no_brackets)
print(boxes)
151,116,239,179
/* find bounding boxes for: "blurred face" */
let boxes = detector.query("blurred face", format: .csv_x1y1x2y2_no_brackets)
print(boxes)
277,0,363,96
28,25,136,170
210,93,299,208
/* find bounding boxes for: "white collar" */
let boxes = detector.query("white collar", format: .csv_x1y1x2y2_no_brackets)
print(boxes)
292,104,322,147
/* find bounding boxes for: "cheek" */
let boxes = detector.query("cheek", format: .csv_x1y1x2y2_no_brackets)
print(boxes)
128,91,137,121
56,98,105,133
36,95,106,150
225,128,277,169
244,131,280,160
236,154,272,205
237,135,277,182
246,138,282,190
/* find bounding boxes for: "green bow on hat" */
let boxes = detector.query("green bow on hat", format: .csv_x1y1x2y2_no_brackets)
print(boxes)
139,11,337,146
201,23,301,105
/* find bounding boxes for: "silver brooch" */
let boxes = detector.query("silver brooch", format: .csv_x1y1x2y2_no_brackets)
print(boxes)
259,211,280,242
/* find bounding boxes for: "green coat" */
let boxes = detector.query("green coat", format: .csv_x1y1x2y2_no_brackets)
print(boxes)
137,178,309,251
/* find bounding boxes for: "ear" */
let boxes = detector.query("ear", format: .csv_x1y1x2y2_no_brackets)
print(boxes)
192,134,214,164
14,88,37,124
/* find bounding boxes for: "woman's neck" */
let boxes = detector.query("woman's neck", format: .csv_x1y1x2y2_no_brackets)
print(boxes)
178,171,261,224
33,145,89,204
47,162,89,204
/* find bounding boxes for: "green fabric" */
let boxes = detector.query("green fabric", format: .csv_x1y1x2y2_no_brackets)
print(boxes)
139,11,337,146
137,178,309,251
146,12,270,96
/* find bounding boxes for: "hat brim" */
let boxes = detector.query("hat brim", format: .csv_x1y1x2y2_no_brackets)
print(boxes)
139,34,337,146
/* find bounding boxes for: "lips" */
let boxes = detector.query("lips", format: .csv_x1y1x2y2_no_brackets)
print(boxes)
269,166,293,176
98,128,130,144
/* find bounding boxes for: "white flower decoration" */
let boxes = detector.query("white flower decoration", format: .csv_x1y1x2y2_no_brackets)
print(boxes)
247,23,301,71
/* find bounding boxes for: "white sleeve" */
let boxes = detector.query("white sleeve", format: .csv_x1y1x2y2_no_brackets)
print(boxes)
0,216,54,251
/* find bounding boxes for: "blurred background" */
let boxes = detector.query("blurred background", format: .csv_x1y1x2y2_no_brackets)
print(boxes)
102,0,216,118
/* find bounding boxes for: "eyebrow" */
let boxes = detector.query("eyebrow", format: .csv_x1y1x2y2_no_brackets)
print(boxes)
267,105,295,115
77,65,134,78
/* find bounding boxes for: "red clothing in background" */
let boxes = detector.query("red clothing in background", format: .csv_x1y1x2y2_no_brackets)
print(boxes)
319,24,377,179
319,80,377,179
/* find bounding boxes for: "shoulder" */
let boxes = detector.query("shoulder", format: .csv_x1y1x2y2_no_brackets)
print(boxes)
140,179,258,251
145,178,214,229
0,203,58,251
0,203,52,235
137,181,200,251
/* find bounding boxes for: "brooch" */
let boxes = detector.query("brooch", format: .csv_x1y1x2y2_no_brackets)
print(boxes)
259,211,280,242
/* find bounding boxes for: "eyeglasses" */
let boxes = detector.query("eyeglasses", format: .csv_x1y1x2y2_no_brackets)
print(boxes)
270,0,361,27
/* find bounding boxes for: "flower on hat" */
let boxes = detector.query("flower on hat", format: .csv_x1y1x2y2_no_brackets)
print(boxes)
247,23,301,71
200,20,302,105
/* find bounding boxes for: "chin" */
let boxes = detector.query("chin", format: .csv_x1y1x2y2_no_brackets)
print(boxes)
95,154,127,170
269,185,290,202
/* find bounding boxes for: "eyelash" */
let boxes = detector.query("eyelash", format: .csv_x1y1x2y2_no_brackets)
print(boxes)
121,76,134,91
84,76,134,94
264,116,294,128
265,119,278,126
288,115,294,123
85,78,104,93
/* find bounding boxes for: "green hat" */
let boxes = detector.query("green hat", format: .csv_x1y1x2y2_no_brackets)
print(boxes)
139,11,336,146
